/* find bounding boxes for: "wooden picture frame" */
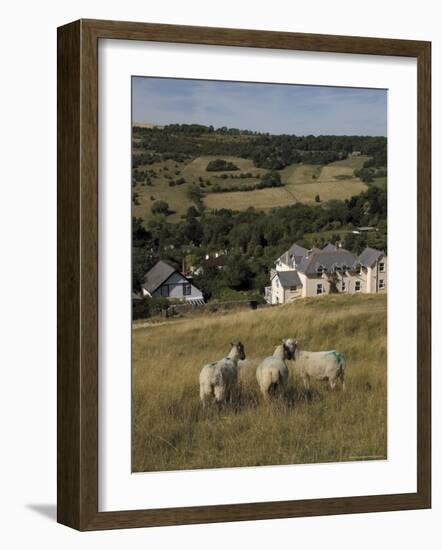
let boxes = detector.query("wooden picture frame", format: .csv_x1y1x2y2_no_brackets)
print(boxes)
57,18,431,531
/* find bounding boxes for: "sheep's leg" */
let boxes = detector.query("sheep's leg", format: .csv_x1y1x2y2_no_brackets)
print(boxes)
302,376,310,391
226,387,232,405
329,378,337,391
277,381,286,401
201,394,209,409
200,385,210,408
214,386,225,406
261,387,271,402
339,371,346,391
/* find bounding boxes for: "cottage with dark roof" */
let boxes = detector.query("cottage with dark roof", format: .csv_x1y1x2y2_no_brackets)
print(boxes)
142,260,204,304
265,242,387,304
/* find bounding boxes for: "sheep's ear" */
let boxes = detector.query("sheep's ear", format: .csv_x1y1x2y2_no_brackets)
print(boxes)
230,342,234,347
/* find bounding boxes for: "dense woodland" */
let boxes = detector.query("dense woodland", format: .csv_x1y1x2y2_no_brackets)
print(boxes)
133,124,387,170
132,125,387,311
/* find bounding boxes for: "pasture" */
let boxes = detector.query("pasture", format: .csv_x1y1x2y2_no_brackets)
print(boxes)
203,178,367,211
132,293,387,472
132,153,372,222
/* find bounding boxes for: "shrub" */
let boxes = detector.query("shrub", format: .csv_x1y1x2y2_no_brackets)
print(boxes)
151,200,169,215
206,159,240,171
260,170,282,188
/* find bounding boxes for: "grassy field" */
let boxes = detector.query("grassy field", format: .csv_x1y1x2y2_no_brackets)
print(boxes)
132,293,387,472
200,155,368,211
203,179,367,211
180,155,267,181
132,153,373,221
132,156,199,223
329,155,371,169
279,163,322,184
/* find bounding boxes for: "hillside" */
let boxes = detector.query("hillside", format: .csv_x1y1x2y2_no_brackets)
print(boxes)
132,293,387,472
132,125,387,224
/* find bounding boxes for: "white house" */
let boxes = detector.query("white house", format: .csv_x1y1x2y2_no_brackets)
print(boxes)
142,260,204,304
265,242,387,305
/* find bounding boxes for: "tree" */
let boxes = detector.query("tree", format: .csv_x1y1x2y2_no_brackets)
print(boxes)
187,184,205,208
132,246,155,290
223,255,253,290
151,200,169,215
260,170,282,188
186,205,199,218
132,217,149,245
206,159,239,171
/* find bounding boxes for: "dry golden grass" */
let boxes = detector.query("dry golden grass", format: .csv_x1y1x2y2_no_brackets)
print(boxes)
132,294,387,472
329,155,371,170
280,164,321,184
203,179,367,210
133,154,372,221
181,155,266,180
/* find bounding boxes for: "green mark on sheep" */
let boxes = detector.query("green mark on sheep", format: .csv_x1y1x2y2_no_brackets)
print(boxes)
328,350,343,365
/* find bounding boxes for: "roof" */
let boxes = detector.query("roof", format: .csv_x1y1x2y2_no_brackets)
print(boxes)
278,243,308,266
322,243,338,252
276,271,302,288
142,260,177,293
297,248,358,275
359,247,385,268
275,242,386,276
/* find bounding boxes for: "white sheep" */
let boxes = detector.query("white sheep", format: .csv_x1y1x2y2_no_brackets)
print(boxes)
293,343,346,391
256,339,297,400
199,341,246,407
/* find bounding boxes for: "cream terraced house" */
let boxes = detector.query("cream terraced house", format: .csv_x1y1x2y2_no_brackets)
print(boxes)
265,242,387,305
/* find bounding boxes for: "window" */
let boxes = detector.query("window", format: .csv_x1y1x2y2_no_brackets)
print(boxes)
355,265,361,274
355,280,361,292
183,283,191,296
316,283,323,295
160,285,169,297
379,262,385,272
379,279,385,289
341,280,346,292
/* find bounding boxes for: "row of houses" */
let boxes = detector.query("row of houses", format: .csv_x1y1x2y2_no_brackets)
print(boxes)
265,242,387,304
137,242,387,307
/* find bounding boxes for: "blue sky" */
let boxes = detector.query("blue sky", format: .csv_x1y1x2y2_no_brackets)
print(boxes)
132,77,387,136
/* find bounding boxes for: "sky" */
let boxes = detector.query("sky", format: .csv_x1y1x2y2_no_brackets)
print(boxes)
132,77,387,136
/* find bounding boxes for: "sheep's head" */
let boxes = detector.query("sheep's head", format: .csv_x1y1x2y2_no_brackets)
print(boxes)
230,341,246,361
283,339,298,360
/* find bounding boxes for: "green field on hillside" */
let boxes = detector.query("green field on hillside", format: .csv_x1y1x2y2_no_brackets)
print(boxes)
132,152,372,222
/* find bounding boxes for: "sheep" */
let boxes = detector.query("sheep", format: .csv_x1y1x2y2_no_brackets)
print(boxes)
292,343,346,391
256,339,297,400
199,341,246,407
